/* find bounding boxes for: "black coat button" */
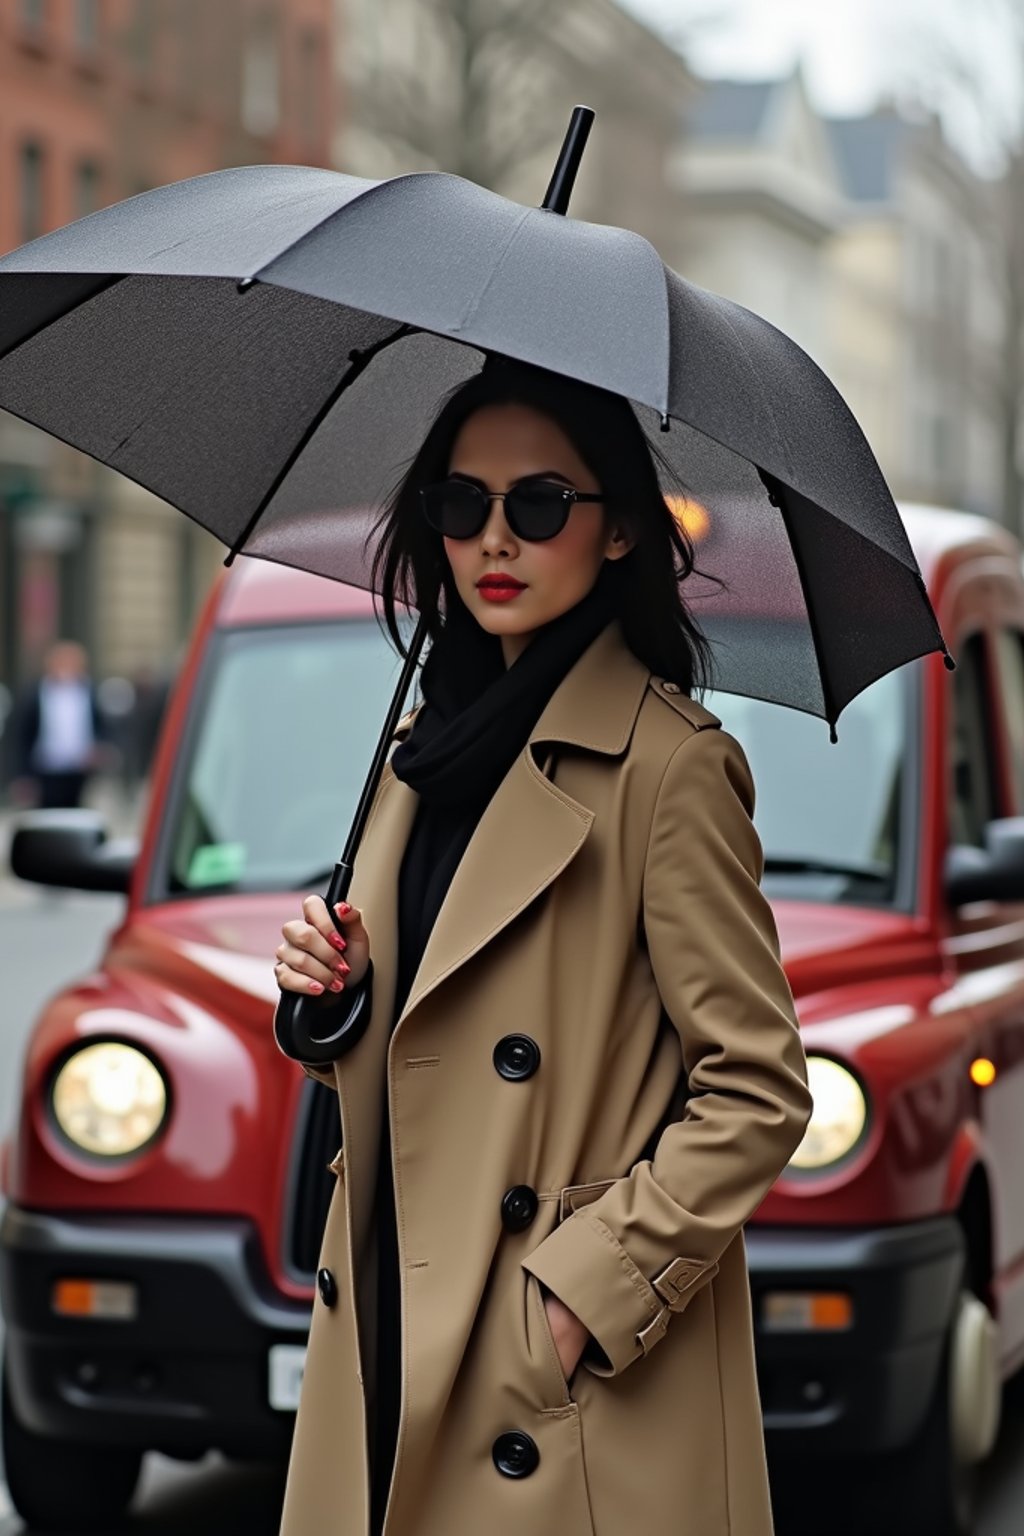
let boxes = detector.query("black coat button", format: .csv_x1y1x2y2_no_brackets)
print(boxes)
492,1430,540,1478
317,1267,338,1308
500,1185,538,1232
493,1034,541,1081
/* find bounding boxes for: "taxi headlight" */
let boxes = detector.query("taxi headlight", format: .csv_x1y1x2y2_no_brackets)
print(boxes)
51,1042,168,1157
788,1056,869,1172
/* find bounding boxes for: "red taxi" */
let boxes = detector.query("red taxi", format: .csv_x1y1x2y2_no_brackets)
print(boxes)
2,505,1023,1536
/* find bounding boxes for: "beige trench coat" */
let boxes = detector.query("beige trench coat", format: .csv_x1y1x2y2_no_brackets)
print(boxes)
279,621,812,1536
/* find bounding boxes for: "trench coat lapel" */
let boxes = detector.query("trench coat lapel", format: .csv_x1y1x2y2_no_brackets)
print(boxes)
398,622,650,1025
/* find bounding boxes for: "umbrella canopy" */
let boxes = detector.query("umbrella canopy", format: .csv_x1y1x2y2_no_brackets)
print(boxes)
0,107,954,1061
0,150,950,736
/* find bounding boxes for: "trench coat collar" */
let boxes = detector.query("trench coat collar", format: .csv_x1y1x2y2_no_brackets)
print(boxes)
394,619,650,1025
527,618,650,757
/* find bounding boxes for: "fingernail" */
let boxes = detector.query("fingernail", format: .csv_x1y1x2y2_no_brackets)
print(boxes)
335,902,351,916
309,981,324,995
337,960,351,976
328,932,347,951
329,978,344,992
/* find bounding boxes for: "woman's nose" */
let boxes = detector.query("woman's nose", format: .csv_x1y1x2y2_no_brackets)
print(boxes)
479,499,516,557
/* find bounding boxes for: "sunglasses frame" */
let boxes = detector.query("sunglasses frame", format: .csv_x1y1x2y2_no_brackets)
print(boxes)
419,478,605,542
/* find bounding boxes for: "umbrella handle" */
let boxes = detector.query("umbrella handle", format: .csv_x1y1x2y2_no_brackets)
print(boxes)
274,612,430,1065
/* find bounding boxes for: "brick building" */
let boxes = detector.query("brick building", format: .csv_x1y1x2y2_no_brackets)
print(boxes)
0,0,338,704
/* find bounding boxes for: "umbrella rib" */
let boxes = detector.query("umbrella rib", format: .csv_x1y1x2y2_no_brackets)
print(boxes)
710,303,797,484
0,273,126,366
223,321,416,565
757,469,837,740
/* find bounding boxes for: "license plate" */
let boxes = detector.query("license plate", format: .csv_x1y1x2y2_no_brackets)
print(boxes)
268,1344,307,1411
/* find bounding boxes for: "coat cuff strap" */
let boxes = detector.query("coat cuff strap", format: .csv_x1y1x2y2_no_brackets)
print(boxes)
522,1212,721,1376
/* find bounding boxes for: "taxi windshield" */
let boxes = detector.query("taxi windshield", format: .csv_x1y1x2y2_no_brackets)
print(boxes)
706,664,910,907
159,620,409,897
157,616,911,907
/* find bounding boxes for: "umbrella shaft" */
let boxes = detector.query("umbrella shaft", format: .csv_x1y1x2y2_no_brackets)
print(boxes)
339,609,429,873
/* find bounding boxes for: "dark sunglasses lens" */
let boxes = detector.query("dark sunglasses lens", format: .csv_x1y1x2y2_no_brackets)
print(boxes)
422,483,485,539
507,484,570,540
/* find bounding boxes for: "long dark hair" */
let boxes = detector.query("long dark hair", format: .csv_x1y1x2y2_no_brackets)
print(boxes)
371,359,718,696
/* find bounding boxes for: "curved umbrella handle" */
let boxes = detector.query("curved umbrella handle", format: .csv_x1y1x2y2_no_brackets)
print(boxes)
274,612,429,1064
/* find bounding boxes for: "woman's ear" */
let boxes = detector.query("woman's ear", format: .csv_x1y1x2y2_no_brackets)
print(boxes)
604,524,636,562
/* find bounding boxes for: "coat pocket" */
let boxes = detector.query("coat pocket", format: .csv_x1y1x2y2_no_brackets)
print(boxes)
525,1271,574,1408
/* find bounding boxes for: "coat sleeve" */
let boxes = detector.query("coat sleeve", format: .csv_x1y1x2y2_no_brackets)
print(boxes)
522,725,812,1377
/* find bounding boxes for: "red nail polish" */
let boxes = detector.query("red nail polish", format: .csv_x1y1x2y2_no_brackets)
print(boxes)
335,902,351,916
329,932,346,951
309,981,324,995
338,960,351,975
329,978,344,992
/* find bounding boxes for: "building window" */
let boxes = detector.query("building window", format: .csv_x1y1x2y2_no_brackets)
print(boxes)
20,142,45,244
298,29,322,147
75,160,102,220
75,0,100,53
242,10,280,137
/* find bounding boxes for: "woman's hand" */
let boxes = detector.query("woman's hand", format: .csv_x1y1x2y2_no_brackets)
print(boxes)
543,1288,591,1383
275,895,371,998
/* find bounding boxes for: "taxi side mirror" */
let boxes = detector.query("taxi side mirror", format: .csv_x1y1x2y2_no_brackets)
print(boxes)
9,809,136,894
945,817,1024,907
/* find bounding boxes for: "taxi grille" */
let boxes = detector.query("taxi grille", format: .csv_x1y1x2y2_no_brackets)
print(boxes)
286,1079,339,1279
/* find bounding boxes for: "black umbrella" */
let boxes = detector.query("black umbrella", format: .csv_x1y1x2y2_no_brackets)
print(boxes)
0,107,951,1057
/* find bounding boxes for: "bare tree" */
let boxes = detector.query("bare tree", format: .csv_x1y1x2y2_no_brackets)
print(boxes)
899,0,1024,532
345,0,575,192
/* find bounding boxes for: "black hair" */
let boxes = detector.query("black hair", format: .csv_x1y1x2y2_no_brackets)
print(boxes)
370,358,719,695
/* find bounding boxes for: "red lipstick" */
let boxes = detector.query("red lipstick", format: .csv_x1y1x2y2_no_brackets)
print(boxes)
477,574,527,604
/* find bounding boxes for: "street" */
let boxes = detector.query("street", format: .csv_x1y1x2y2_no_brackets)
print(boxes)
0,819,1023,1534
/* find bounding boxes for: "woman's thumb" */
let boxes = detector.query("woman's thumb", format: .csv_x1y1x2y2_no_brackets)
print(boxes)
333,901,364,933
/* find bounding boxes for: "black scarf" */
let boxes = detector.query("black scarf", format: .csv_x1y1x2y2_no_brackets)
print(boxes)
388,567,620,1019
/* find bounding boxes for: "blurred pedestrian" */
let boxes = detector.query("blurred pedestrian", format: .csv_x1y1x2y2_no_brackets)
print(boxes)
274,362,813,1536
9,640,108,810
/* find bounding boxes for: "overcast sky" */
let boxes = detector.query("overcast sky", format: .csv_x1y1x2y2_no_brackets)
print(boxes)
620,0,1020,171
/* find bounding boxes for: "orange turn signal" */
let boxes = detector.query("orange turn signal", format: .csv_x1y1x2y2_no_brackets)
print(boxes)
664,494,711,542
970,1058,997,1088
52,1279,137,1320
762,1291,853,1333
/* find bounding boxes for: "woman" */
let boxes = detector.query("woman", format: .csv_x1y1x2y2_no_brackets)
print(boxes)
273,360,812,1536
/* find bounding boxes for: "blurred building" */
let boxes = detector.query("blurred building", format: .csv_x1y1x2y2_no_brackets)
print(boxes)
336,0,697,258
0,0,338,699
668,66,844,364
672,66,1006,522
824,105,1004,522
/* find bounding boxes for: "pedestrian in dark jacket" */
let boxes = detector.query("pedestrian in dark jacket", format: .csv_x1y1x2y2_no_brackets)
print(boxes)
10,640,105,809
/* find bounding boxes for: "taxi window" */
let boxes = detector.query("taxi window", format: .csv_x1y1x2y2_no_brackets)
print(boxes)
707,663,906,907
159,618,409,896
994,630,1024,811
949,632,997,847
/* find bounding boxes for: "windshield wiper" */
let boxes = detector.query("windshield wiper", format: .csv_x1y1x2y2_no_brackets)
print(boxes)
763,855,890,883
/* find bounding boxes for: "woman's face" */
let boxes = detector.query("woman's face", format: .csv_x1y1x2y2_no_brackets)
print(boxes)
442,402,633,664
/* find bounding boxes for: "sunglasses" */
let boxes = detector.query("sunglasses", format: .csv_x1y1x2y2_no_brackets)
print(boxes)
419,477,605,542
